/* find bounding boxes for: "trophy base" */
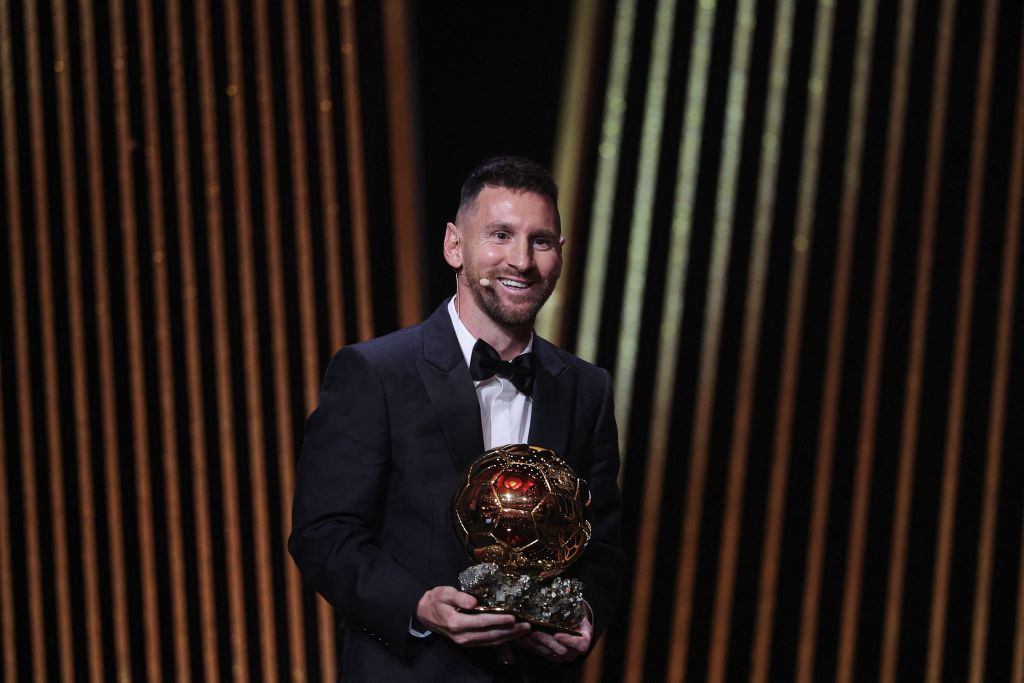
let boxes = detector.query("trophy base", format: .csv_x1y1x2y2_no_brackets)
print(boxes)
456,605,582,637
457,563,586,636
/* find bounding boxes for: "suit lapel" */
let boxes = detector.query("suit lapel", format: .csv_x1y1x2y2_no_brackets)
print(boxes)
417,301,485,473
528,337,574,462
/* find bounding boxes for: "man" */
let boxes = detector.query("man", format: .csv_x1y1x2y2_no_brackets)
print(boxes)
290,156,624,681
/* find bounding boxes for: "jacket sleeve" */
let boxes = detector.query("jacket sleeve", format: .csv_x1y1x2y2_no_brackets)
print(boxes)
289,346,429,660
568,368,625,640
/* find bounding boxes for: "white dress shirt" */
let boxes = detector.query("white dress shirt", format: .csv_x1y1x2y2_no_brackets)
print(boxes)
447,297,533,450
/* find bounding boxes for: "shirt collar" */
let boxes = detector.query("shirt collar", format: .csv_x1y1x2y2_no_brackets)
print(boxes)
447,296,534,371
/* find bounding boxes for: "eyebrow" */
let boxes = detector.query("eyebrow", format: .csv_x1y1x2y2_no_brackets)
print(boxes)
484,221,559,237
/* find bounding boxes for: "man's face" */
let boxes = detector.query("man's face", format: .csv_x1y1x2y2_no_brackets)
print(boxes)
446,186,563,328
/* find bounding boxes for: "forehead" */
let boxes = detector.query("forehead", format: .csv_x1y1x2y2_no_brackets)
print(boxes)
465,186,559,232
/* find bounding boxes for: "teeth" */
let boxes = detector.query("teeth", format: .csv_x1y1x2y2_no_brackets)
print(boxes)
498,278,528,289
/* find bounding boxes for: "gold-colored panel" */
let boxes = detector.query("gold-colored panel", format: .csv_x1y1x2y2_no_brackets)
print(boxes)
747,0,801,679
78,0,134,674
312,0,347,352
23,0,76,679
196,0,251,676
136,0,193,676
970,14,1024,682
165,0,221,676
340,0,375,342
383,0,424,330
625,2,717,680
924,0,998,679
226,0,280,678
49,0,105,679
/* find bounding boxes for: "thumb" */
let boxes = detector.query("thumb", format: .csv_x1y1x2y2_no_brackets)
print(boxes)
447,589,479,610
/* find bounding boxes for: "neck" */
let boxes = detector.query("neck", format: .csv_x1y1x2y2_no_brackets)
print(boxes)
454,287,533,360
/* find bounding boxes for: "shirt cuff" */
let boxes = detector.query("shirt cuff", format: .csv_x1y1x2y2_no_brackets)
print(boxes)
408,617,432,639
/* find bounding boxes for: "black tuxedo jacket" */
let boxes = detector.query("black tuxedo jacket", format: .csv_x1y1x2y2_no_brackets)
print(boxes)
289,301,624,681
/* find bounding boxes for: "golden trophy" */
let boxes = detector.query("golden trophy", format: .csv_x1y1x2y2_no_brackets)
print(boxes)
451,444,591,634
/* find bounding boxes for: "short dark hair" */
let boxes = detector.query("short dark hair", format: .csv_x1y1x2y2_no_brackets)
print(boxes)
458,156,559,215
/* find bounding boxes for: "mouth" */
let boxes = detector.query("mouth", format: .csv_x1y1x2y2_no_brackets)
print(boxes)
495,277,534,292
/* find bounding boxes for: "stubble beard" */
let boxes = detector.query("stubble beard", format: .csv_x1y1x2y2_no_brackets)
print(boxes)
469,274,558,328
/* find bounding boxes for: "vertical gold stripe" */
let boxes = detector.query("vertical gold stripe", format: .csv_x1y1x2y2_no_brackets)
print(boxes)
135,0,193,676
0,380,14,681
22,1,75,679
79,0,133,674
382,0,424,329
613,0,680,455
782,1,846,680
704,0,761,679
1,169,45,683
1015,517,1024,683
282,2,335,679
339,0,375,341
746,1,800,679
540,0,602,344
50,0,105,680
194,0,250,677
1015,518,1024,683
625,3,717,680
925,0,999,678
970,14,1024,682
576,0,637,363
770,0,872,679
0,5,42,679
226,0,280,678
165,0,220,677
312,0,347,351
966,18,1024,679
879,0,952,679
109,0,165,676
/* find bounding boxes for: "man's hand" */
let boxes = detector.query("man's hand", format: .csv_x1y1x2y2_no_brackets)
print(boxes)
516,614,592,663
416,586,531,647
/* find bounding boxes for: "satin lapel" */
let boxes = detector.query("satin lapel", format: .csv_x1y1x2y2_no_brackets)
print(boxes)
528,337,574,462
418,301,484,473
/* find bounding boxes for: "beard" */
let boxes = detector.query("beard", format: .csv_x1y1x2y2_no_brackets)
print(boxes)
468,271,558,327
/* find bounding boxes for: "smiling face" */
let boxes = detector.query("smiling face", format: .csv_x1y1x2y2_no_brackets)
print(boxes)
444,185,563,331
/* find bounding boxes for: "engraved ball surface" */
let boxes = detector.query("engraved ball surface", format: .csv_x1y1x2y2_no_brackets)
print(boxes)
451,444,592,579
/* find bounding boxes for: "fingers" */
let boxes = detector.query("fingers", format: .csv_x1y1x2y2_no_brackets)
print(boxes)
517,621,592,663
416,586,531,647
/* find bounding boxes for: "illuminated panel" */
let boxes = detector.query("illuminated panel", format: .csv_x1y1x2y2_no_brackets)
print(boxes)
109,0,167,678
541,0,602,344
0,3,47,678
744,0,800,680
196,0,251,676
668,0,762,678
311,0,347,351
234,0,284,677
341,0,376,341
925,0,998,679
79,0,134,674
970,15,1024,682
137,0,194,675
576,0,638,363
623,2,718,681
612,0,681,456
49,0,105,679
877,0,952,679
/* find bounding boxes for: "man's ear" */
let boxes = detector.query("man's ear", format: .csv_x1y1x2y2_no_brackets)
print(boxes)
443,222,463,269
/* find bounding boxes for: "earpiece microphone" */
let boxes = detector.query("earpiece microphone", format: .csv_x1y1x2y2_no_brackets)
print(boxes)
478,278,491,287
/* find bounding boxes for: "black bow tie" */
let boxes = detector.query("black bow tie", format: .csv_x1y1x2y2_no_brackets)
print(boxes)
469,339,536,396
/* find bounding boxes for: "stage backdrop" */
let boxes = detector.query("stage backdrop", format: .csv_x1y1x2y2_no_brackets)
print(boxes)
1,1,1023,682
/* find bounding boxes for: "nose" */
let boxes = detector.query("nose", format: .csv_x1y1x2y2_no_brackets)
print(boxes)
506,238,533,272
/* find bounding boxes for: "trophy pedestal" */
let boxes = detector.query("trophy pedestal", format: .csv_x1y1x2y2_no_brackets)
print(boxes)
458,562,585,636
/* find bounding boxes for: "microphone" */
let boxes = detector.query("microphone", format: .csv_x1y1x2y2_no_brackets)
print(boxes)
478,278,491,287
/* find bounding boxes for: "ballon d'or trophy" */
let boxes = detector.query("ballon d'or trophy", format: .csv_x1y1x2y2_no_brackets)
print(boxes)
451,444,592,635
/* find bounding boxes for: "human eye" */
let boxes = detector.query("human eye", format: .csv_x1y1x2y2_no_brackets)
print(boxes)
492,230,511,241
532,234,556,250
